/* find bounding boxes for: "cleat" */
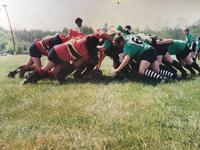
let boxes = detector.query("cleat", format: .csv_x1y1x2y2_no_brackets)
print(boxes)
174,76,182,81
181,73,189,78
20,78,37,85
160,77,170,83
7,71,16,78
20,79,30,85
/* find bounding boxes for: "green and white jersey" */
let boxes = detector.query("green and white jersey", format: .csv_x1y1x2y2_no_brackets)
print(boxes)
123,34,152,60
168,40,187,55
185,33,195,47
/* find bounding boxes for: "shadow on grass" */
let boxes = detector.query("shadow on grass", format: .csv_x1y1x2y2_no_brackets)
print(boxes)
37,74,197,87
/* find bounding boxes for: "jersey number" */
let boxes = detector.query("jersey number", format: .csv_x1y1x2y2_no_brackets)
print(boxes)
131,37,143,45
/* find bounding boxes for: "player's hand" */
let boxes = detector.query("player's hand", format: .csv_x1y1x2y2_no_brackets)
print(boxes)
112,69,118,76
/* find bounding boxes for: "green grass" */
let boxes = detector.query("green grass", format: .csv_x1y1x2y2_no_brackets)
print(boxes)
0,55,200,150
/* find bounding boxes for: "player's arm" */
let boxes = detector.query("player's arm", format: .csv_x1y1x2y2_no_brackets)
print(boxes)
95,46,106,69
113,55,130,74
156,39,173,45
42,34,58,41
96,49,106,69
118,53,125,62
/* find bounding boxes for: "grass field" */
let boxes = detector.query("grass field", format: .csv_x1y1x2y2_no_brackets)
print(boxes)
0,55,200,150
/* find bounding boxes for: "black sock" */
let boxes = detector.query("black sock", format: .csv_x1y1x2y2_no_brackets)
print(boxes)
159,70,175,79
185,65,196,74
171,60,187,75
144,70,163,81
191,62,200,73
57,63,76,81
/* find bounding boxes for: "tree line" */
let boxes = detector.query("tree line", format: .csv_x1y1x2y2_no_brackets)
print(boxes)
0,24,200,54
0,25,94,54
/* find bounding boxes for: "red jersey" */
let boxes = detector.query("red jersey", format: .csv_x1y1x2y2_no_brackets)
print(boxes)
53,31,106,63
54,36,89,63
34,34,71,56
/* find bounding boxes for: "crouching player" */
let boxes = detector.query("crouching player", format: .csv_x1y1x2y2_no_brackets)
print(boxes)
113,34,179,83
7,30,84,78
167,40,200,75
96,31,132,79
139,34,188,78
56,31,113,81
21,34,100,85
184,28,196,61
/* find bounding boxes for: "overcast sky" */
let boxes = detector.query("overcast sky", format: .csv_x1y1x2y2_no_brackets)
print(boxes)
0,0,200,31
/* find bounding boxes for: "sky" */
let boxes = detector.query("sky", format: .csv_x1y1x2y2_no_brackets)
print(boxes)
0,0,200,31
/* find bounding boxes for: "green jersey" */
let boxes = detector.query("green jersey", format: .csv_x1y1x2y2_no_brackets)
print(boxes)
185,33,195,47
123,34,152,60
168,40,187,55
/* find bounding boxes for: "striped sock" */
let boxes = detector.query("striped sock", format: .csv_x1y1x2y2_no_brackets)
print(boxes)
144,70,163,81
159,70,174,79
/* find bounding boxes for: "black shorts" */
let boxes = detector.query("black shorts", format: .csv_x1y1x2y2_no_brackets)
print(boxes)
48,48,64,65
29,43,42,58
141,48,157,63
155,45,169,56
176,46,190,60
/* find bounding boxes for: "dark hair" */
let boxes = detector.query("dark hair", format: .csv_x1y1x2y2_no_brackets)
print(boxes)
113,35,125,44
125,25,131,31
85,36,99,59
75,17,83,24
184,28,189,32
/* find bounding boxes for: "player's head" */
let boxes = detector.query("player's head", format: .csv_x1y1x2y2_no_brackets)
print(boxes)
75,17,83,27
184,28,189,34
125,25,131,31
85,36,99,58
113,35,125,48
117,25,125,33
197,37,200,41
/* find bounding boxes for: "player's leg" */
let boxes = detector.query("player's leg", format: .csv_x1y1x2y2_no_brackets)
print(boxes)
12,43,43,78
7,56,34,78
177,47,199,75
56,63,76,84
81,56,99,77
139,60,164,82
184,55,200,74
139,49,164,82
21,48,59,84
73,62,88,79
163,52,188,77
